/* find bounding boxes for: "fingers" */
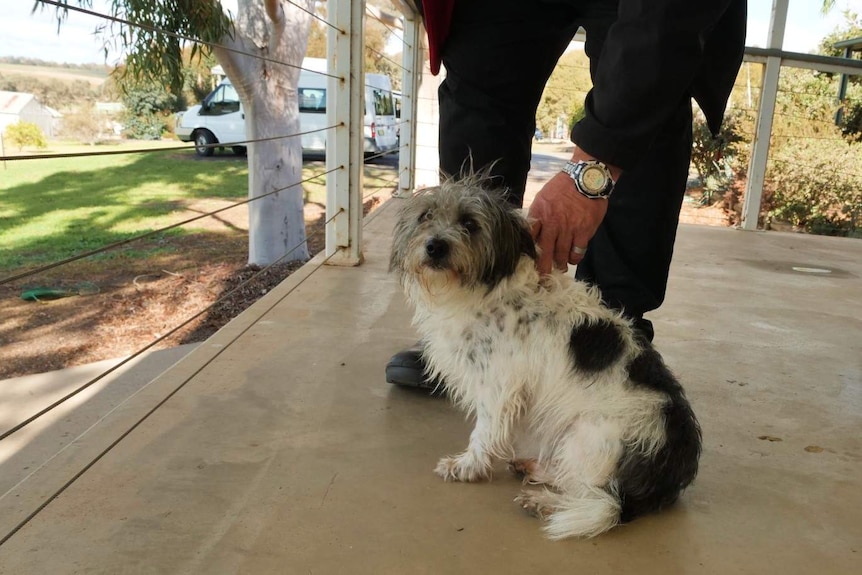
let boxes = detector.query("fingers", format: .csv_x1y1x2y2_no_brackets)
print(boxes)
567,237,589,266
528,172,607,275
553,231,575,271
535,224,582,273
529,206,554,275
530,219,553,275
529,218,541,242
535,231,555,276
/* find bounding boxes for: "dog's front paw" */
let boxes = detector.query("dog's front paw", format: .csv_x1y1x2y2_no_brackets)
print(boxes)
435,453,491,482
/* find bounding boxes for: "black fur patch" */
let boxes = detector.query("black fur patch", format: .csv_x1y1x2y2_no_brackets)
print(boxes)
627,346,683,394
617,346,702,523
568,320,626,373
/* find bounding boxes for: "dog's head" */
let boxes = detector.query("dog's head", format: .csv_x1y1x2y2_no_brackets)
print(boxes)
390,177,537,294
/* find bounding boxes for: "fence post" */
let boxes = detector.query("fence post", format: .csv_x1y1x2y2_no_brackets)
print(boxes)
741,0,788,230
395,8,421,197
326,0,365,265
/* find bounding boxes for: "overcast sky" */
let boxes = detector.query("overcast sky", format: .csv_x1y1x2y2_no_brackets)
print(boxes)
0,0,860,66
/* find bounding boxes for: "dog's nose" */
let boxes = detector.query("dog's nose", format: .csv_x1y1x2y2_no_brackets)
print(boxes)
425,237,450,260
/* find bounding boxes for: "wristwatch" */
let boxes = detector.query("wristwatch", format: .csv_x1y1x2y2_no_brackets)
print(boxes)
561,160,615,199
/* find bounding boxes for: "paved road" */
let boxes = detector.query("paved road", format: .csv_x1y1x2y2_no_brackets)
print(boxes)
526,143,572,205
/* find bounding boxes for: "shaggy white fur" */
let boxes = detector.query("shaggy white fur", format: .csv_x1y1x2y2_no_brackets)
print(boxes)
390,180,700,539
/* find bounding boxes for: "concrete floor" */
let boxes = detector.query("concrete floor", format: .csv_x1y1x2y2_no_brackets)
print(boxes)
1,193,861,573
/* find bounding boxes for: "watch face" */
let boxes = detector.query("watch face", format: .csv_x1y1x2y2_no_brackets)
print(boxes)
580,165,608,194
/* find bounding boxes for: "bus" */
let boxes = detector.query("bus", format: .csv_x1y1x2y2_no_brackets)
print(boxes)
175,58,399,158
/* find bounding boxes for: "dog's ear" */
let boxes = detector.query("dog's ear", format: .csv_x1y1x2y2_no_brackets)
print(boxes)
389,199,417,274
480,194,537,287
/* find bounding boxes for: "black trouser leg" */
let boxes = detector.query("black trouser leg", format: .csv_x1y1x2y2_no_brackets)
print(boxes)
438,0,582,206
437,0,692,320
574,99,693,318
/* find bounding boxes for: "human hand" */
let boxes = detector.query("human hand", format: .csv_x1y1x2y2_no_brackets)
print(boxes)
528,171,608,275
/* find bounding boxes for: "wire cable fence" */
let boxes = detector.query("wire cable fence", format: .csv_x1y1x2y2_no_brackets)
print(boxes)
363,167,409,201
0,166,341,285
0,209,346,546
687,58,862,237
0,0,418,545
0,204,342,444
288,0,344,33
1,0,410,452
365,5,410,50
36,0,343,80
0,1,415,547
366,44,409,74
0,177,411,546
0,125,342,162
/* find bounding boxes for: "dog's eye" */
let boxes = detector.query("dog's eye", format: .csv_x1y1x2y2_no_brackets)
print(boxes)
418,210,433,223
460,216,479,234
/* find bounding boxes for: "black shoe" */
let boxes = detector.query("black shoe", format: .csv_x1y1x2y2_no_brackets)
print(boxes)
630,317,655,344
385,341,442,390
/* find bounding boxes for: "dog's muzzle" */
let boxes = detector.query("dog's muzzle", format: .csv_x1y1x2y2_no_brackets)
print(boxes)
424,237,450,267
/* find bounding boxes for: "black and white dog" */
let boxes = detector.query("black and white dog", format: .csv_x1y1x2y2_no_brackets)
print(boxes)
390,178,701,539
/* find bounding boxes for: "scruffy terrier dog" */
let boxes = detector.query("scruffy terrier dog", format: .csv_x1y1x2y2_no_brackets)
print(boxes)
390,178,701,539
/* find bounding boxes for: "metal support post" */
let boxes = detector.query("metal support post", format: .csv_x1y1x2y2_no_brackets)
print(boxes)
395,8,421,198
835,47,852,125
326,0,365,265
741,0,788,231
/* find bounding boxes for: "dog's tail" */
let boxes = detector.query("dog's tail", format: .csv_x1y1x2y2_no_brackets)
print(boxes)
543,486,621,540
617,346,702,522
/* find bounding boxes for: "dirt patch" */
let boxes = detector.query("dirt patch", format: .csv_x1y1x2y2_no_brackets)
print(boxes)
679,188,732,227
0,198,379,380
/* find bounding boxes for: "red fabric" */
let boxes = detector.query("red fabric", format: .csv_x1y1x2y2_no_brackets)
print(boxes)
422,0,455,75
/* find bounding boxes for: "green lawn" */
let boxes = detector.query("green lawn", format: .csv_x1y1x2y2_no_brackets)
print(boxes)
0,140,397,272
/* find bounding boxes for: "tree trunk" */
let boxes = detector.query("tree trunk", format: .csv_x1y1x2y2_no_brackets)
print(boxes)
213,0,313,266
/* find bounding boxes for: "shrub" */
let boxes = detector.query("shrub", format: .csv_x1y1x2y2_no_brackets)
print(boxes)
764,137,862,236
119,80,177,140
838,96,862,142
568,100,586,134
61,111,103,145
122,113,168,140
690,108,751,204
3,121,47,151
718,61,862,237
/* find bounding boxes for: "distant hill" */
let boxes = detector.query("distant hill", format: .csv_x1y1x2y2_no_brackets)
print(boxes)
0,57,111,111
0,57,109,86
0,56,108,73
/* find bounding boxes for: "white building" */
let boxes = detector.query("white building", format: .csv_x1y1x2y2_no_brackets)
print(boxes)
0,91,62,138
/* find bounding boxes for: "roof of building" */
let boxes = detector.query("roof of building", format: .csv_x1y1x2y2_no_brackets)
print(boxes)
0,91,37,115
0,91,63,118
833,35,862,51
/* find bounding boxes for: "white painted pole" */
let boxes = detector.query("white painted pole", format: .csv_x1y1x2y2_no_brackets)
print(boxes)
326,0,364,265
395,8,420,197
414,63,443,190
741,0,788,230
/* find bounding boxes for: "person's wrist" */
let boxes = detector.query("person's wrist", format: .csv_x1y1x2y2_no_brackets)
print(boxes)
569,147,622,182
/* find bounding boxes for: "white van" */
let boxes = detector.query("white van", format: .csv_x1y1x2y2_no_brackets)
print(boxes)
175,58,399,158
